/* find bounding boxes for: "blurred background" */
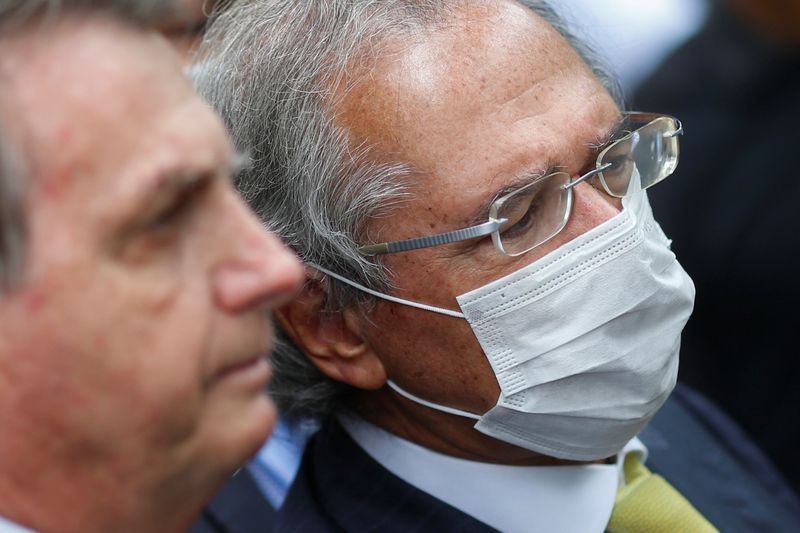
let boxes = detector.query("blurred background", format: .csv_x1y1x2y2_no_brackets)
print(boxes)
557,0,800,494
557,0,710,93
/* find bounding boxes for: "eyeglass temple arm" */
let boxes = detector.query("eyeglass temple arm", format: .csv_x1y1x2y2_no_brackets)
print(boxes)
563,163,613,190
665,119,683,138
358,218,506,256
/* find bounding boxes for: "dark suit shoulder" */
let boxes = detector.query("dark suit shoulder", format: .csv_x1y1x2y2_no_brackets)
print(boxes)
275,419,498,533
190,468,276,533
643,384,800,532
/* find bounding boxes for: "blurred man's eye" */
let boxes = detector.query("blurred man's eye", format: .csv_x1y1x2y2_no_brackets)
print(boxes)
146,176,210,233
148,193,193,233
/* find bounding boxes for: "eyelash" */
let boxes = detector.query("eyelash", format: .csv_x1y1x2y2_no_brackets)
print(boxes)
150,198,190,231
148,178,208,232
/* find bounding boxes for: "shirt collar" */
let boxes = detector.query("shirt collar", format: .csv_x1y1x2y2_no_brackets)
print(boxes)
0,515,35,533
338,412,647,533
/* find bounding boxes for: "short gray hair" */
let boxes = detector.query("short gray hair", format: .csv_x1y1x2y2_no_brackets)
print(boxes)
194,0,623,419
0,0,181,293
0,1,176,33
0,116,24,290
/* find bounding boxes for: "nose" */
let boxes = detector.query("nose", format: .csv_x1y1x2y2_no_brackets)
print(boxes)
213,203,304,313
560,181,621,241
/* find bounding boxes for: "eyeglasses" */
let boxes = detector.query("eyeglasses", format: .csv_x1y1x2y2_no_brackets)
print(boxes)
358,112,682,257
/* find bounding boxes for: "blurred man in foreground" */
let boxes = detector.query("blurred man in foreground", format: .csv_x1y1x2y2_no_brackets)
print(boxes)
0,1,302,532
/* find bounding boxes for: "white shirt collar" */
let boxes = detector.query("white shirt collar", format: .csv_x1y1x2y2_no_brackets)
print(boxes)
0,516,35,533
338,413,647,533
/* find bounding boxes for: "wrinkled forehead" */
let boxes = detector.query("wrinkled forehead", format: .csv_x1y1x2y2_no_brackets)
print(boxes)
0,18,172,166
335,0,612,180
0,16,228,199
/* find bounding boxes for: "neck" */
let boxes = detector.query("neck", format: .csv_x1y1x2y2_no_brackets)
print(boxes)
350,387,599,466
0,418,210,533
0,465,204,533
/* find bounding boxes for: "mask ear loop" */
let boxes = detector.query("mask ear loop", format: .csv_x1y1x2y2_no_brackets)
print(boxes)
310,264,465,319
387,380,482,421
309,265,480,419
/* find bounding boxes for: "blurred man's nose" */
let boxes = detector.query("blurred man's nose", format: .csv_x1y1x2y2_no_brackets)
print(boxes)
213,204,304,313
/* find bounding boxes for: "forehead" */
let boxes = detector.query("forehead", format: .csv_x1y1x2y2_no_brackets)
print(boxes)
337,0,617,222
0,17,230,200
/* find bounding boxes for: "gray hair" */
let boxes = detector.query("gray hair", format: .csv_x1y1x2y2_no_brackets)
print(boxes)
194,0,623,419
0,0,182,292
0,1,177,33
0,117,24,290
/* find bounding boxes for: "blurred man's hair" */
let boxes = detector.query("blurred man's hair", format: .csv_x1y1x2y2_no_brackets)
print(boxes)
0,0,174,33
0,117,24,289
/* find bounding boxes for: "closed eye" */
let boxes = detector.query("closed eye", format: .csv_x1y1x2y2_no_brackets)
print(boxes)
498,184,543,240
145,174,212,233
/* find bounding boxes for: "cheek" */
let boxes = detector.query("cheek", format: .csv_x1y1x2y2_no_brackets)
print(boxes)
15,190,222,457
17,260,215,450
371,257,506,411
366,299,500,413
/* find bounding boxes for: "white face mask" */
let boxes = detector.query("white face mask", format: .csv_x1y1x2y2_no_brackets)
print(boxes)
315,188,695,461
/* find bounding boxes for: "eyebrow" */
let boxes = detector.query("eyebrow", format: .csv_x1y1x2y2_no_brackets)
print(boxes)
463,116,628,227
129,150,248,224
589,115,629,150
464,163,559,227
144,151,247,198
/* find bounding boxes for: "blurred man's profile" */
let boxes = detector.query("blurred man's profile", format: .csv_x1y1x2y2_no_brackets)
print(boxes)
0,2,302,532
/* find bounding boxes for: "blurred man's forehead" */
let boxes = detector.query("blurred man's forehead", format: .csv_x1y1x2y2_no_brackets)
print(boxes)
0,14,232,221
5,19,212,163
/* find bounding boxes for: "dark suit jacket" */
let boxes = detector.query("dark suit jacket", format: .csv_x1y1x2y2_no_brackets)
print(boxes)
193,385,800,532
190,468,276,533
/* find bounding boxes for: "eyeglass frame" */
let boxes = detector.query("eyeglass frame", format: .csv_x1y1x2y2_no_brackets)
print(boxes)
357,112,682,257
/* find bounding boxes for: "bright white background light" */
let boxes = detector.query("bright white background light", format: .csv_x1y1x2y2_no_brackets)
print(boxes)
553,0,711,92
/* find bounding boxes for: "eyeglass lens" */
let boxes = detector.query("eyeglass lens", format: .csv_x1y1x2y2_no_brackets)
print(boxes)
492,116,679,256
595,116,680,198
491,172,572,256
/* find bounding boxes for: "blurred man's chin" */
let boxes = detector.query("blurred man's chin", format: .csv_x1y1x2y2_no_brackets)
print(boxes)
205,390,277,470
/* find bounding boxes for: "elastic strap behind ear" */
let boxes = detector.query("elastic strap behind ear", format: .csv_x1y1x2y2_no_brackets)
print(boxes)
309,264,465,319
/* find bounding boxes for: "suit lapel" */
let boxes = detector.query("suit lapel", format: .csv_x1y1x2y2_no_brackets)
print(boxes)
197,468,276,533
642,385,800,532
280,419,499,533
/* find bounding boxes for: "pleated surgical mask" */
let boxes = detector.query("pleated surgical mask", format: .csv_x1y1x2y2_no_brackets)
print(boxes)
314,189,695,461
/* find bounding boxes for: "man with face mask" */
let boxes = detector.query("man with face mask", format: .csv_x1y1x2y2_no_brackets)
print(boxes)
192,1,800,531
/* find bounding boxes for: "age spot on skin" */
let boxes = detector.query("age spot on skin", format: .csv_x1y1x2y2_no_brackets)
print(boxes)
24,291,47,314
41,170,74,201
57,126,73,145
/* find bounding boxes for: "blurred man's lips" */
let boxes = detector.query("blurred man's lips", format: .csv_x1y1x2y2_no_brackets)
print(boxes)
214,354,271,387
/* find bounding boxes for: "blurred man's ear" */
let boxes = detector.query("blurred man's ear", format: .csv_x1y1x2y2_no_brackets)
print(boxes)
274,279,387,390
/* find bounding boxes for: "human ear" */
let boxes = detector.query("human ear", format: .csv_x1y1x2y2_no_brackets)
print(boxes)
274,280,387,390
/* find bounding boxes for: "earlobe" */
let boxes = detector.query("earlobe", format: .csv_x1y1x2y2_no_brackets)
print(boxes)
274,281,387,390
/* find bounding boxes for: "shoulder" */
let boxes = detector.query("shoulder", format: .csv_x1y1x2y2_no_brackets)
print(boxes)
274,419,499,533
189,468,276,533
643,384,800,532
